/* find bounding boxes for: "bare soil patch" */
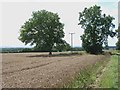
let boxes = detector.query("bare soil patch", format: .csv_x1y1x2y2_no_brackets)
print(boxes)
2,53,109,88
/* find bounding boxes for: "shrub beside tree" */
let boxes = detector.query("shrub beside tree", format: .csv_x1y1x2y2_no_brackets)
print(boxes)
54,40,71,52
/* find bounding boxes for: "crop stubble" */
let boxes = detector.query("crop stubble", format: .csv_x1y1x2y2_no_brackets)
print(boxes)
2,53,108,88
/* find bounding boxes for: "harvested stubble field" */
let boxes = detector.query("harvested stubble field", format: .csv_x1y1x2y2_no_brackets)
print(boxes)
2,52,109,88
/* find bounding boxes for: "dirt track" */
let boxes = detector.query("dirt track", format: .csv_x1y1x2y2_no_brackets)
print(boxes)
2,53,109,88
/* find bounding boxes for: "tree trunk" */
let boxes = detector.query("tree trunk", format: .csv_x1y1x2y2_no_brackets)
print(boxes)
49,51,52,55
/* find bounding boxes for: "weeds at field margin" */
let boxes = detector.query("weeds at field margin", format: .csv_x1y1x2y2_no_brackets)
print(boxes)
98,55,118,88
64,55,110,88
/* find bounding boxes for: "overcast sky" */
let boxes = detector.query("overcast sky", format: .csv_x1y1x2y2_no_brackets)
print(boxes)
0,0,119,47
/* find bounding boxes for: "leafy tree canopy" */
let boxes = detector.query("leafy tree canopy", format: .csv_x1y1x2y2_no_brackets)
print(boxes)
78,5,116,54
54,40,71,52
116,23,120,50
19,10,64,55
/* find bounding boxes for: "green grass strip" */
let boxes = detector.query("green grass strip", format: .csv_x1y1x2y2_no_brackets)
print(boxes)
64,56,110,88
98,55,118,88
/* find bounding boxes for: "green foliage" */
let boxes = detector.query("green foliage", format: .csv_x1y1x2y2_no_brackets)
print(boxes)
72,47,84,51
54,40,71,52
116,24,120,50
78,5,116,54
116,40,120,50
0,48,33,53
98,55,118,88
19,10,64,55
21,48,32,52
1,48,23,53
65,56,110,88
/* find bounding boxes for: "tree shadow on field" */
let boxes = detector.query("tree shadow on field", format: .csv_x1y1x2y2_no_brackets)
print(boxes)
27,52,82,58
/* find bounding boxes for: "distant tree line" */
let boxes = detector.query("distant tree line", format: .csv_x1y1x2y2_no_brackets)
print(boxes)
0,47,84,53
1,48,24,53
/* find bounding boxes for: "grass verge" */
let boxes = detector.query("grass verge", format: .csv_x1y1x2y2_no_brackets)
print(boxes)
98,55,118,88
64,55,110,88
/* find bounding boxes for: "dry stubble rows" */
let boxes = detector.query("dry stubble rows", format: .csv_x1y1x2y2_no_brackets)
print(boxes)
2,53,108,88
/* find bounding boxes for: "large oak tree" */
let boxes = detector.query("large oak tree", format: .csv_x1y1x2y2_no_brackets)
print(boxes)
19,10,64,55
